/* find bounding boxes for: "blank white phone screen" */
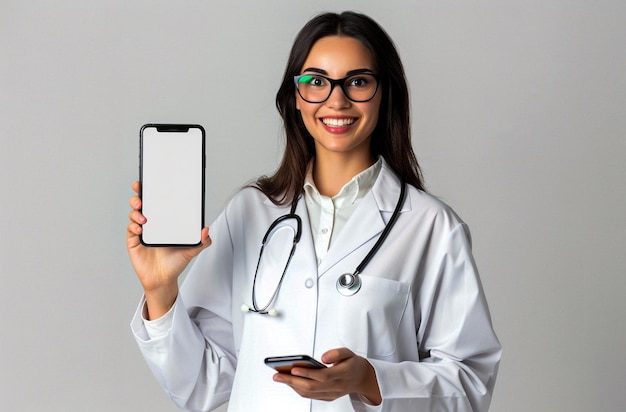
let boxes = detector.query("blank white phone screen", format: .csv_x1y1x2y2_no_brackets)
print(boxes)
140,125,204,246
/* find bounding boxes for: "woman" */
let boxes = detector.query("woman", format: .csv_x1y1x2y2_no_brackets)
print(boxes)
128,11,501,412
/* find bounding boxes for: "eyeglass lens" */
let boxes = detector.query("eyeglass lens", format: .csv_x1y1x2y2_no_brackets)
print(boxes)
296,73,378,103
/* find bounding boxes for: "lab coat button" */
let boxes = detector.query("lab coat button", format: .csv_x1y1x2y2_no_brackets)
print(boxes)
305,278,315,288
321,228,328,234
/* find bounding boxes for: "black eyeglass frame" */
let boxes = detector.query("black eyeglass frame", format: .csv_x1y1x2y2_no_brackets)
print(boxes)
293,73,380,104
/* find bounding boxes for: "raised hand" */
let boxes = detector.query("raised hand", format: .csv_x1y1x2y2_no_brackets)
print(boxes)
127,181,211,319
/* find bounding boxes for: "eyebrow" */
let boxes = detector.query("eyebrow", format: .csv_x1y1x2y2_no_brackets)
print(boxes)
301,67,376,76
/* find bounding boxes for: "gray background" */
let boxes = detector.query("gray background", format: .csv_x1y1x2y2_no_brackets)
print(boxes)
1,1,625,411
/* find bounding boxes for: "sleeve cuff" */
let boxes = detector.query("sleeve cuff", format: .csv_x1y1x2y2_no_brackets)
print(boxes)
350,393,383,412
143,300,175,339
130,295,176,341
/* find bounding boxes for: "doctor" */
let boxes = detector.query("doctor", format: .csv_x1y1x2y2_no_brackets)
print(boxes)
128,11,501,412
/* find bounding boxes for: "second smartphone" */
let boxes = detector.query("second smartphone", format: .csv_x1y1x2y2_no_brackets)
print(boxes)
264,355,327,374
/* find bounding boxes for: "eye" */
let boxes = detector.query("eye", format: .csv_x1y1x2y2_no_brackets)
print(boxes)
299,74,327,88
347,76,370,88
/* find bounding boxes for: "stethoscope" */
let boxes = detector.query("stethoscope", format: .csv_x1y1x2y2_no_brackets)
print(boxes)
241,181,406,316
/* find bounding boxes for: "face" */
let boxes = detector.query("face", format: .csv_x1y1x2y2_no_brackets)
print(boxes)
296,36,382,161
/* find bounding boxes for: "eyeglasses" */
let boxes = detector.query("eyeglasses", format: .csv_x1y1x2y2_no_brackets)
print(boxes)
294,72,380,103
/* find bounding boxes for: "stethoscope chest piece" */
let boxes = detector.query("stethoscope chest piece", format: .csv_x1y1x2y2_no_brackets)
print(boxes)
336,272,361,296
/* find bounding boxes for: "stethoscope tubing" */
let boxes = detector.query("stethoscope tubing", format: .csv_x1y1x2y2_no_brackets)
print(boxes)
251,229,299,314
334,181,406,296
245,180,406,314
248,200,301,314
353,181,406,275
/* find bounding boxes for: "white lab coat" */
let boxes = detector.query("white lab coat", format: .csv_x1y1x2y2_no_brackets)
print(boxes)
131,159,501,412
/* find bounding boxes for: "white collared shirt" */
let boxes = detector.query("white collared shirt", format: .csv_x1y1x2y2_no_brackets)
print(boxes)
303,158,382,264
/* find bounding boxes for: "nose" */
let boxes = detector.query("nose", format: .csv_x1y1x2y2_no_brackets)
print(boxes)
325,84,351,109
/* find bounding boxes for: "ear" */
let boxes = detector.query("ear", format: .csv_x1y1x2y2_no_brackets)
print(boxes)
295,93,301,111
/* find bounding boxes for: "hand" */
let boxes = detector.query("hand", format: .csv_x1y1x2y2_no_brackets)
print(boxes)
272,348,382,405
127,181,212,319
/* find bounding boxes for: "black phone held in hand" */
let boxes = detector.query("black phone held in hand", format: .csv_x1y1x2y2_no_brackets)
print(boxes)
139,124,205,247
264,355,327,374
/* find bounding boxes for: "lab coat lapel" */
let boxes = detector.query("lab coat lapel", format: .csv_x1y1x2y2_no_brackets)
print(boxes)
317,160,404,277
317,193,385,277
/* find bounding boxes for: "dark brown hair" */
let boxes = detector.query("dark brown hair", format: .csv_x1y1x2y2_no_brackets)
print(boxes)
254,11,425,205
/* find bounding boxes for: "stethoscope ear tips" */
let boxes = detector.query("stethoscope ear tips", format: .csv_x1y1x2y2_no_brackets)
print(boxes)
267,309,279,317
241,304,251,313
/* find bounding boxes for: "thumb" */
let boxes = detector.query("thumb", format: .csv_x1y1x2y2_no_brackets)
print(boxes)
181,227,212,260
321,347,354,365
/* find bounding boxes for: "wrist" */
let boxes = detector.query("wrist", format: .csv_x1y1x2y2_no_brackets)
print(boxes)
359,359,382,405
144,283,179,320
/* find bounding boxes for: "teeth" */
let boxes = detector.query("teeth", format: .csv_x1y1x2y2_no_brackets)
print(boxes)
322,118,354,127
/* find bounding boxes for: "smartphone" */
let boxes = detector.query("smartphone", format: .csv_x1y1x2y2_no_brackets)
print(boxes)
264,355,327,374
139,124,205,246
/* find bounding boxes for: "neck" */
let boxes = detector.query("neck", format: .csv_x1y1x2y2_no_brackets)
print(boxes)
312,152,375,197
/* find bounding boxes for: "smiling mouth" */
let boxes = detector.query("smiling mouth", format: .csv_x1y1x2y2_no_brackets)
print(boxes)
321,117,356,127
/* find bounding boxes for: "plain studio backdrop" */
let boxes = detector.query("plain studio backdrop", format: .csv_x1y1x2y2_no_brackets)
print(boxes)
1,1,625,411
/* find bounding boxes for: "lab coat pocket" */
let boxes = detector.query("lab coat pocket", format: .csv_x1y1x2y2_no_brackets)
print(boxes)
336,275,410,358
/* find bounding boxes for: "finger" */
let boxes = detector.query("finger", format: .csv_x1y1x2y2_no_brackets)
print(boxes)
126,225,141,247
128,209,147,224
126,220,142,251
274,372,323,388
132,180,140,194
129,195,142,211
274,374,341,401
128,206,146,223
126,219,143,240
194,227,212,251
126,208,146,241
291,388,339,402
321,347,353,364
179,227,212,261
290,366,327,382
200,227,212,247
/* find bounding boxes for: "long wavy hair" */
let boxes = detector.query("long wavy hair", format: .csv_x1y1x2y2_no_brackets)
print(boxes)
254,11,425,205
